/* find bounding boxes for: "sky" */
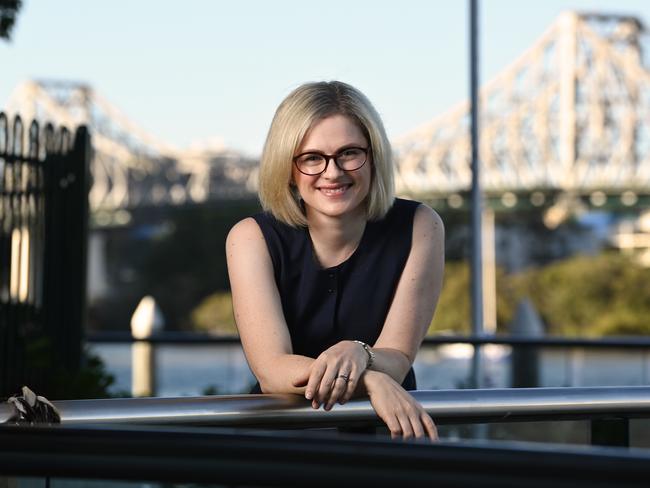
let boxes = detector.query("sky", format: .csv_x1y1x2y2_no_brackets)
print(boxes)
2,0,650,156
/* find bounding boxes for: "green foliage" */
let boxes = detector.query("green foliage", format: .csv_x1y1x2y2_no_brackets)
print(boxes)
433,252,650,337
201,385,221,395
21,335,117,400
191,291,238,334
510,253,650,336
137,200,260,330
428,261,471,334
428,261,514,335
0,0,21,40
50,349,118,400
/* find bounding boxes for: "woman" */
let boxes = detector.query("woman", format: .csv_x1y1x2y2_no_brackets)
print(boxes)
226,81,444,440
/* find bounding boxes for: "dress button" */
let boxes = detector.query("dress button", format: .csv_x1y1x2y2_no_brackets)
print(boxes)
328,273,334,279
328,289,333,293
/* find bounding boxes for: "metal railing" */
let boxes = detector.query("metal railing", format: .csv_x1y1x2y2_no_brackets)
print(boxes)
85,331,650,395
3,386,649,447
3,421,650,487
86,330,650,348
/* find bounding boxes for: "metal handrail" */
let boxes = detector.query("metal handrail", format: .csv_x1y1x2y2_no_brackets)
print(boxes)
3,386,650,427
85,330,650,349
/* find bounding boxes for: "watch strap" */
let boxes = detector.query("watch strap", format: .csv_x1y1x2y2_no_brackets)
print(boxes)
353,340,375,369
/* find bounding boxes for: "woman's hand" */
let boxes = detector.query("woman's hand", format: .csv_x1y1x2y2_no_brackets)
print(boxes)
364,370,437,441
293,340,368,410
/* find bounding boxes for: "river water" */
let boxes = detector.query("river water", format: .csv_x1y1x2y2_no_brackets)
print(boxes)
88,342,650,397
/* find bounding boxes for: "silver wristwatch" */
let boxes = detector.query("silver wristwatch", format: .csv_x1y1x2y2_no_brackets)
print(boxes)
353,340,375,369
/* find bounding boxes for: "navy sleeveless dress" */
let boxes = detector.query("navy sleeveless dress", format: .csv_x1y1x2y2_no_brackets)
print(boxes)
249,197,421,392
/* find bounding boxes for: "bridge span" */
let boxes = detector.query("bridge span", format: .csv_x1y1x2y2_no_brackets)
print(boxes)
4,12,650,220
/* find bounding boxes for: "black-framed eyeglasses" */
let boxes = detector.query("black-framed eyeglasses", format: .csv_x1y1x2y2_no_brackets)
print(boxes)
292,146,369,176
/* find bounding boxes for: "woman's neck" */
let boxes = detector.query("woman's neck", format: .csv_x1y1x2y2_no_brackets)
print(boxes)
306,207,367,269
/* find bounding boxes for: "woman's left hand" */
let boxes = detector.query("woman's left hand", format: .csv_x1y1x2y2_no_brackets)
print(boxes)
293,340,367,410
364,370,438,441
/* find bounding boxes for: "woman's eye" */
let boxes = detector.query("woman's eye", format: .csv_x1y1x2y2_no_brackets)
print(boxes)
302,154,322,163
340,149,361,157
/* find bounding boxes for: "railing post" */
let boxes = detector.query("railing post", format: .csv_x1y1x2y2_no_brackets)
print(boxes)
591,417,630,447
510,299,544,388
130,296,164,397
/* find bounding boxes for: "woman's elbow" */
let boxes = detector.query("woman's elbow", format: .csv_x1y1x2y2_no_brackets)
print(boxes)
257,377,276,394
256,372,290,394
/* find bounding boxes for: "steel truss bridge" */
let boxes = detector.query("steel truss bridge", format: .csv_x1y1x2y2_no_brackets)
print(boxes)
4,11,650,220
395,11,650,217
4,81,258,216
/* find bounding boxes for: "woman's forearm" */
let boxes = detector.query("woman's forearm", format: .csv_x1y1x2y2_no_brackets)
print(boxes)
256,343,412,396
255,354,314,394
365,346,412,384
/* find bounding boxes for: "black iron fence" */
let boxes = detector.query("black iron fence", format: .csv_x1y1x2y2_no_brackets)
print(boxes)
0,112,90,396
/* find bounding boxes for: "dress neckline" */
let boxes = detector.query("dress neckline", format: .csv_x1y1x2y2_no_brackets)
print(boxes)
306,220,370,271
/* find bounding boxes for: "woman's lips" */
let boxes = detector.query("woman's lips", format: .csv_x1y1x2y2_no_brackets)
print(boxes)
318,184,352,196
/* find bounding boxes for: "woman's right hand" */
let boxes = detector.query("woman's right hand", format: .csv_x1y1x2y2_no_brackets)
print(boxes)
363,370,438,441
293,340,368,410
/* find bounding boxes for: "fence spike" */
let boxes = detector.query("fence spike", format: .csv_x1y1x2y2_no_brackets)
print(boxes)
0,112,8,153
29,120,40,160
12,115,24,157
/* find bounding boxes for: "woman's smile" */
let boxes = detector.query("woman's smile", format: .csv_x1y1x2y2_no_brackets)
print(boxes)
317,182,353,196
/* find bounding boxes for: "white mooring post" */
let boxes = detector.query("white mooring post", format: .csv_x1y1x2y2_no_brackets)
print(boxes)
130,296,164,397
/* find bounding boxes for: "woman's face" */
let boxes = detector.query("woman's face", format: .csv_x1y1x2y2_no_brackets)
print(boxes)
292,114,372,222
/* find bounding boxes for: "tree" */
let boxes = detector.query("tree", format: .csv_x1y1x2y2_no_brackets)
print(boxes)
510,252,650,336
1,0,22,40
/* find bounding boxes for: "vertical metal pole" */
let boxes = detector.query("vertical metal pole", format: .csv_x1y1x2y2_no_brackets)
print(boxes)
469,0,484,389
482,208,496,334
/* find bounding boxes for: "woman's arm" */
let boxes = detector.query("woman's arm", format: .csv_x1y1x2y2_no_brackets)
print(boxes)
371,203,445,378
226,217,313,394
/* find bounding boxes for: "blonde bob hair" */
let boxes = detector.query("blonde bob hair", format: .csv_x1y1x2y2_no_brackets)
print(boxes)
258,81,395,227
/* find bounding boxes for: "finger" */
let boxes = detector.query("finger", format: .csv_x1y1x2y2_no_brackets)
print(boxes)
397,414,415,440
316,365,338,405
409,413,426,439
325,375,348,410
305,361,327,401
422,413,438,441
328,360,352,406
385,415,402,440
340,366,359,404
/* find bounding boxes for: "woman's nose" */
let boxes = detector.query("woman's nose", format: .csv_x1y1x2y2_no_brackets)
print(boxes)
322,156,344,178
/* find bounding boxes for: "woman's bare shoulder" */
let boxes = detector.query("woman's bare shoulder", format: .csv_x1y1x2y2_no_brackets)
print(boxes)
413,203,444,237
227,217,264,243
